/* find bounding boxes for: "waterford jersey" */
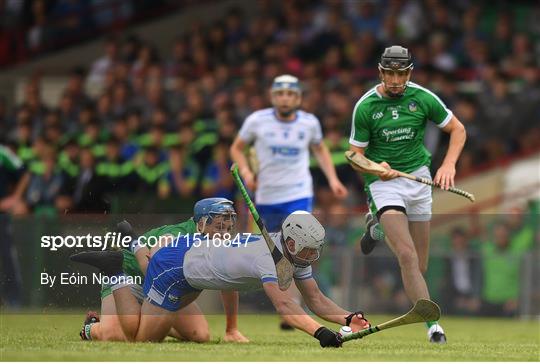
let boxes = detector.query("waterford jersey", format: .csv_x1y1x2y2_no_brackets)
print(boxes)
183,232,312,291
349,82,452,186
238,108,323,204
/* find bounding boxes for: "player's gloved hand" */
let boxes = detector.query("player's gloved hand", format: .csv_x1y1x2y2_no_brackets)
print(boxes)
345,311,371,332
314,326,342,348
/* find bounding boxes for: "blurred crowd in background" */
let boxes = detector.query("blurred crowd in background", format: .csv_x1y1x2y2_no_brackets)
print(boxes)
1,0,539,216
0,0,185,65
0,0,538,313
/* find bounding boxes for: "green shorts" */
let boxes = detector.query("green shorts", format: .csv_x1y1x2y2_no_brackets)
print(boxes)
100,250,144,299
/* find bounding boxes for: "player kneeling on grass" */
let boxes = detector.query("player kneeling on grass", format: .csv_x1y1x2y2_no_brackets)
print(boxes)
72,211,370,347
76,198,248,343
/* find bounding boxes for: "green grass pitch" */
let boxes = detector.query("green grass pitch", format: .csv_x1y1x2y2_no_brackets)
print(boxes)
1,313,538,361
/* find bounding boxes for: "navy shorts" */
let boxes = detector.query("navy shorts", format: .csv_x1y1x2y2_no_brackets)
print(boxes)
257,197,313,232
143,242,201,312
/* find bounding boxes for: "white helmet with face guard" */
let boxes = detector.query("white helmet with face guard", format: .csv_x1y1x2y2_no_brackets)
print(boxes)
281,211,325,268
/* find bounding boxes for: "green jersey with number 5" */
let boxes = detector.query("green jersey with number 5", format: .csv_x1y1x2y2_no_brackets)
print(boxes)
349,82,452,186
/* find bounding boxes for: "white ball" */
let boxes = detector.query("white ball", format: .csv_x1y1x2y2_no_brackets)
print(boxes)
339,325,352,336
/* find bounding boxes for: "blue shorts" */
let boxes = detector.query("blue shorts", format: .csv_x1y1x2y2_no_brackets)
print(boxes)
143,242,201,312
257,197,313,232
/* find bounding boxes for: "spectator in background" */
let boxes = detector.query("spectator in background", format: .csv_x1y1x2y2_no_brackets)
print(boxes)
91,0,133,29
506,207,535,252
49,0,93,39
71,147,109,213
478,73,516,151
26,0,52,52
19,80,48,134
88,36,119,86
78,121,106,158
443,227,481,315
319,202,356,296
120,34,141,64
10,117,34,165
56,138,79,213
125,108,143,136
110,116,138,160
57,92,79,134
110,81,131,118
132,146,168,194
480,217,534,316
15,144,63,216
64,67,90,113
200,138,235,200
0,144,25,306
96,137,134,194
161,145,198,199
95,93,115,127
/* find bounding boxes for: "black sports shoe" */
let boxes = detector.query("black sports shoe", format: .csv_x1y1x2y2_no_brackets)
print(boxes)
80,311,100,340
70,250,124,276
430,331,447,344
360,212,380,255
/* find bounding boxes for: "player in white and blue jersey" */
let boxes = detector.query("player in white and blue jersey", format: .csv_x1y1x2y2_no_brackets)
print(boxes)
230,74,348,232
71,212,370,347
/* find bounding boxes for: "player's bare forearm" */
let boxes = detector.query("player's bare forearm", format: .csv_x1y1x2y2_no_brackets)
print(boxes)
311,143,339,182
220,290,239,331
312,143,348,197
436,116,467,189
229,137,251,175
264,282,322,335
309,294,350,325
348,145,398,180
230,137,257,189
441,116,467,166
296,278,349,325
349,145,365,155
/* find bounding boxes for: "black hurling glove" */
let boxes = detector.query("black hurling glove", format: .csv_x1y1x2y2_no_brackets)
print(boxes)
314,326,343,348
345,310,370,327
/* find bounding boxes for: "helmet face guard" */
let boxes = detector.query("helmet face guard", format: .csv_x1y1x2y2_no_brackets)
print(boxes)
378,45,414,97
194,198,237,235
206,211,237,232
281,235,322,268
280,211,325,268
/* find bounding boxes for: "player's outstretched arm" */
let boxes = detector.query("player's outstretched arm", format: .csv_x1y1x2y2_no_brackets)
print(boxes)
310,142,348,198
296,277,370,332
220,290,249,343
263,281,342,347
230,136,256,190
263,281,321,334
435,115,466,190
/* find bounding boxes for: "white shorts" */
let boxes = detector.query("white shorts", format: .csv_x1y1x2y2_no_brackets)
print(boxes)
367,166,432,222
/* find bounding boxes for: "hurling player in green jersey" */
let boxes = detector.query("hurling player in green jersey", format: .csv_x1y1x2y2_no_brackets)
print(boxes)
349,46,467,343
79,198,248,343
